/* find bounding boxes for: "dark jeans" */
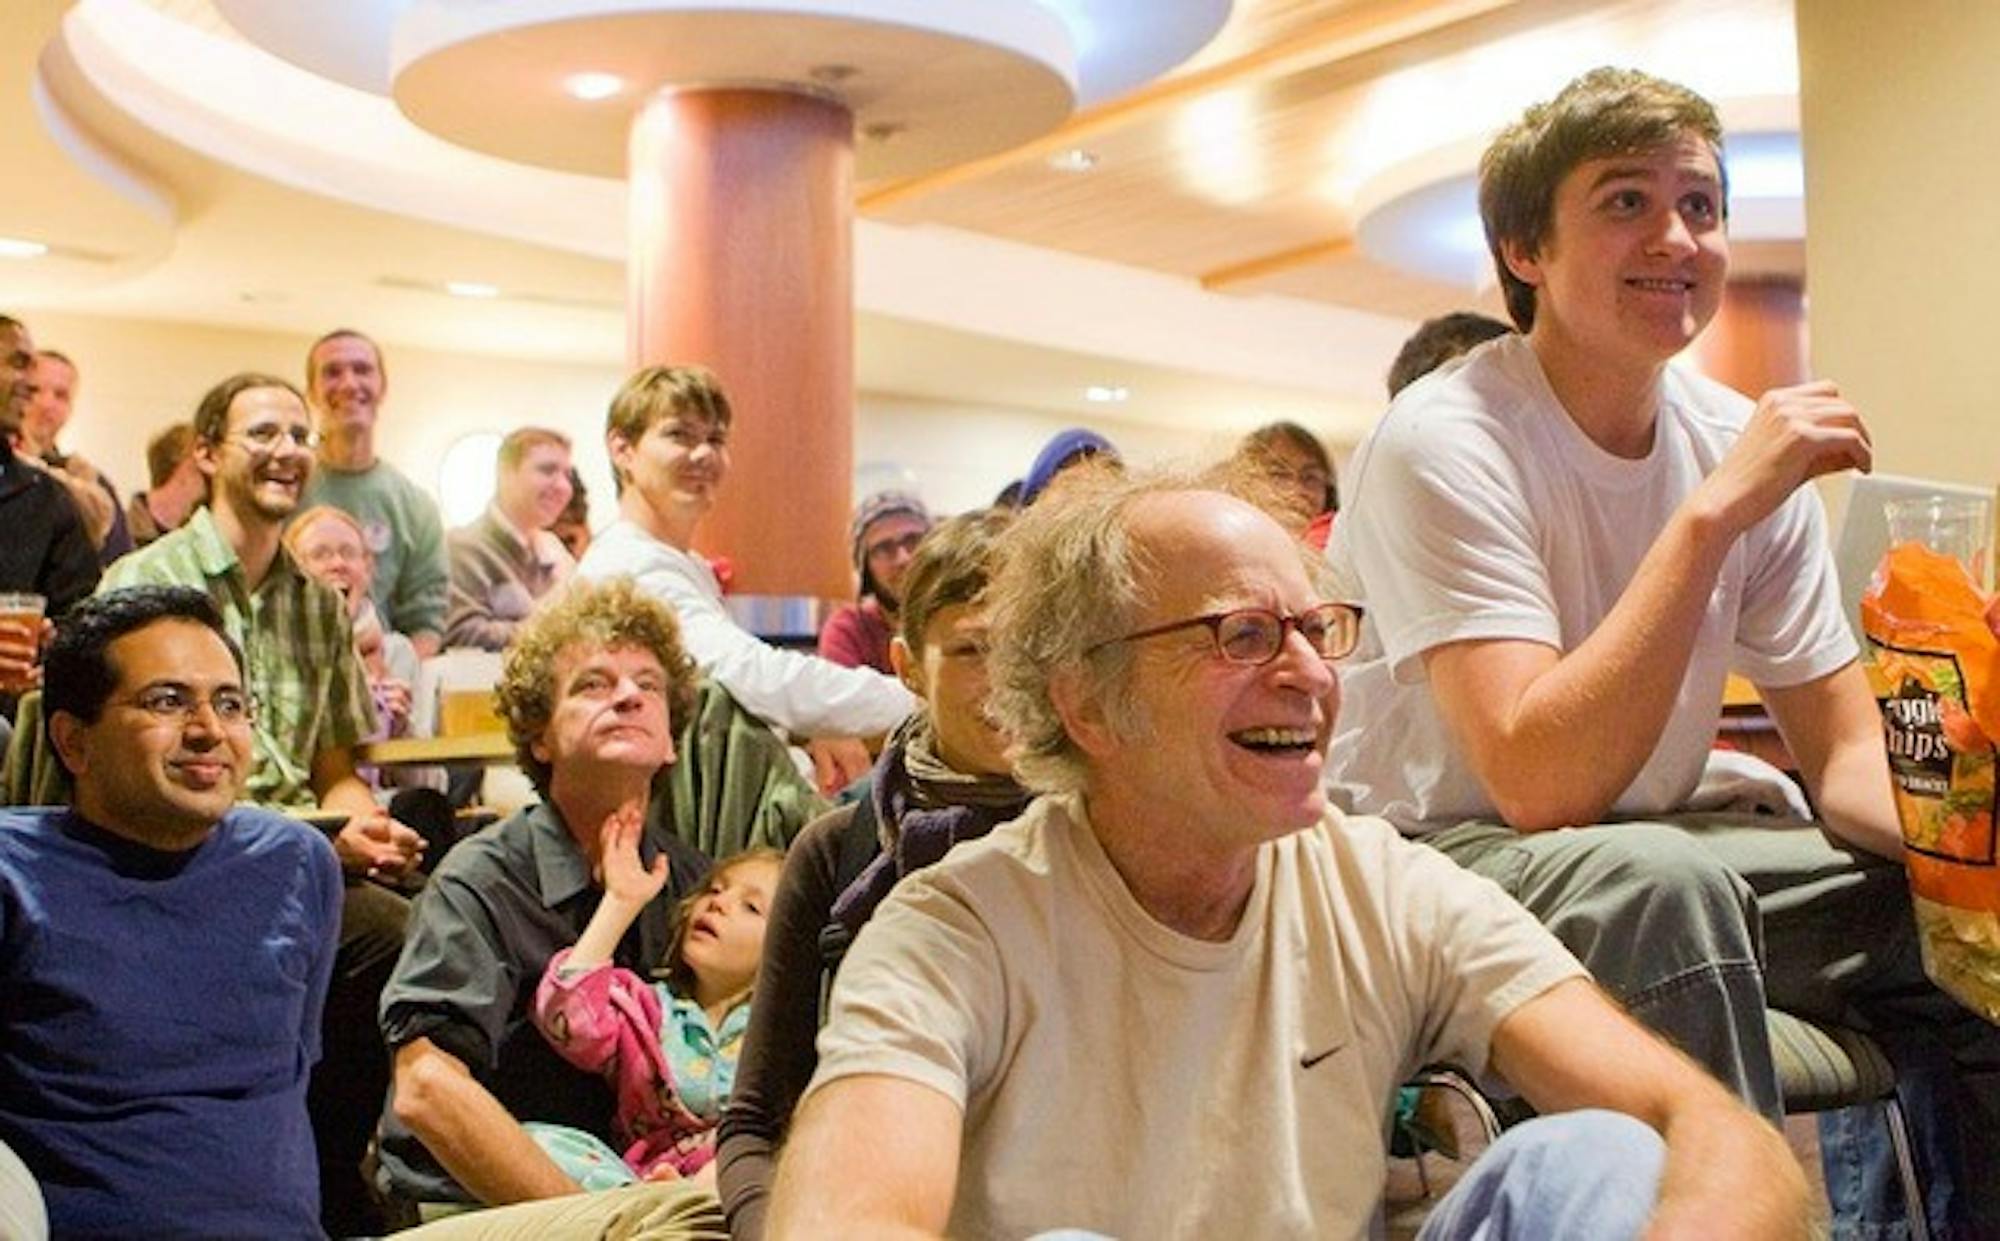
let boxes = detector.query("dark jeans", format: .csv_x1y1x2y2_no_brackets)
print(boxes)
311,878,410,1236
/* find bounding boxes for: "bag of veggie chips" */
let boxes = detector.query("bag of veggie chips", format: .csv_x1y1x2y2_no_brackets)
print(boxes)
1860,542,2000,1022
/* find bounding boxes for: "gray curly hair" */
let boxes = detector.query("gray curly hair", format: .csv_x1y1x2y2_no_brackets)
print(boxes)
985,462,1320,793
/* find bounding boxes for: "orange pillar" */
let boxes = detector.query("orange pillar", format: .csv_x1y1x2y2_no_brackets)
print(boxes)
1692,276,1807,398
627,87,854,599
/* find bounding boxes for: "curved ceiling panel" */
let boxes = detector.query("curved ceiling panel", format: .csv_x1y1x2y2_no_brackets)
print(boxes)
1047,0,1231,105
207,0,1229,108
62,0,629,257
209,0,410,94
390,1,1077,179
0,0,176,297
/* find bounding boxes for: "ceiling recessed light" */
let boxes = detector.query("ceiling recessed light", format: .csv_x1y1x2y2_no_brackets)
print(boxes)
445,281,501,299
0,237,49,260
1049,148,1099,173
1085,385,1129,404
563,72,625,101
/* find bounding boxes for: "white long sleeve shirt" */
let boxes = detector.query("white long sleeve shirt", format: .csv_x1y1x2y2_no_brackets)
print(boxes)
576,519,915,738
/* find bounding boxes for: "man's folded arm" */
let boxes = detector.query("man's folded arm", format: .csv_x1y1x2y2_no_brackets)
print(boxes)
1489,977,1809,1239
389,1036,581,1204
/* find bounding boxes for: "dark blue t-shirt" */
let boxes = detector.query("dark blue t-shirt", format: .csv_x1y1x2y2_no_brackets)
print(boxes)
0,806,341,1239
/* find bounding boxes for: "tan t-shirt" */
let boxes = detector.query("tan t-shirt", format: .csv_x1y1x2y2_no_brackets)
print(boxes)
807,794,1584,1241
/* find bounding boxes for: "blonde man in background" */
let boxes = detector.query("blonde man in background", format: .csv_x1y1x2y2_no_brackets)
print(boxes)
444,426,576,651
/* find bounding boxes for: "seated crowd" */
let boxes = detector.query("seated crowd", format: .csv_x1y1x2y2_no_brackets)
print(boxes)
2,65,1999,1241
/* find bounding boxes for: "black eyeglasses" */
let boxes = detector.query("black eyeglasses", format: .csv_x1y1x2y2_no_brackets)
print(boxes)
109,683,257,726
866,531,925,561
1087,602,1364,665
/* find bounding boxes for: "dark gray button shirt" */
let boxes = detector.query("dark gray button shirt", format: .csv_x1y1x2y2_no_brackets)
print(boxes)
376,801,710,1201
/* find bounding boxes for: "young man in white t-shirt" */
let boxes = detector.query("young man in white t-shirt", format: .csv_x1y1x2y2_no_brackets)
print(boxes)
768,471,1804,1240
1332,67,2000,1232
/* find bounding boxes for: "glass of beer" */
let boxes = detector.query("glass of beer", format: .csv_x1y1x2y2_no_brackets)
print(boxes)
0,593,46,630
0,593,47,695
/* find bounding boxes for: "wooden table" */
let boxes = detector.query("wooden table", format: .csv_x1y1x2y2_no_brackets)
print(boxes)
358,732,513,767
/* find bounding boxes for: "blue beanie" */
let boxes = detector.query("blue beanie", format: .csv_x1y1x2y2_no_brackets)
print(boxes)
1021,428,1118,505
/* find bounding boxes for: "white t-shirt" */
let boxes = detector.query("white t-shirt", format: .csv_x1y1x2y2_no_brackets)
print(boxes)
807,793,1583,1241
575,519,915,738
1328,335,1854,830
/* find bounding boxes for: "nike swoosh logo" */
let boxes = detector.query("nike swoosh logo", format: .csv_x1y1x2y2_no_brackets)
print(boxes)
1299,1043,1344,1069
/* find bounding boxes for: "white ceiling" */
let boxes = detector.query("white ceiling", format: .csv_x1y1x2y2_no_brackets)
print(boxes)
0,0,1803,444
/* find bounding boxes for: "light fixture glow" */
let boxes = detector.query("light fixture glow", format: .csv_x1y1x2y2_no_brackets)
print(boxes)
445,280,501,299
1049,148,1099,173
1085,385,1129,404
0,237,49,260
1173,91,1265,207
563,72,625,102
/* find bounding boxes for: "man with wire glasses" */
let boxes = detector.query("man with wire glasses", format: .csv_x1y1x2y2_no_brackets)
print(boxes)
0,585,341,1237
767,470,1803,1240
99,372,421,1235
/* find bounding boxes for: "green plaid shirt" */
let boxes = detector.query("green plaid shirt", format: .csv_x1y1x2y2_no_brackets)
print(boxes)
99,507,376,808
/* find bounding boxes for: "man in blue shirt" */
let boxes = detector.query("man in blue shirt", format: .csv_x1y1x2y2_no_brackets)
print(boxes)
0,586,341,1239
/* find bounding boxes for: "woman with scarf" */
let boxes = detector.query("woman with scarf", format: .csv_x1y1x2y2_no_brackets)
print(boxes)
715,509,1023,1239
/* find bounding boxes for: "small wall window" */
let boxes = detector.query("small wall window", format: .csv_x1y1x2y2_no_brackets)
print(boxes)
438,431,502,528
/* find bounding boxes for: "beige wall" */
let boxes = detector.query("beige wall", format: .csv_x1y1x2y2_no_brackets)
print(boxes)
20,311,1245,535
1798,3,1999,492
855,394,1254,517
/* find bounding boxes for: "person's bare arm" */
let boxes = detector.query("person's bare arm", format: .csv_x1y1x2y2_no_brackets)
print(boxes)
311,746,426,877
1760,663,1901,858
390,1038,583,1203
1423,383,1872,831
1490,978,1808,1240
312,746,382,817
768,1074,961,1241
569,801,663,968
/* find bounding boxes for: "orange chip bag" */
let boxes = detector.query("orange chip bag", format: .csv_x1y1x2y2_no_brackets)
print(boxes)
1860,542,2000,1022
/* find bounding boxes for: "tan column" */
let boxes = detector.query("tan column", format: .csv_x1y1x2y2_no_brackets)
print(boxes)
1798,2,2000,484
628,87,854,599
1691,277,1806,399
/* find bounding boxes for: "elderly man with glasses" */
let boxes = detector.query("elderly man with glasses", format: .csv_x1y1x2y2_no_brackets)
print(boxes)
99,371,422,1236
768,470,1807,1241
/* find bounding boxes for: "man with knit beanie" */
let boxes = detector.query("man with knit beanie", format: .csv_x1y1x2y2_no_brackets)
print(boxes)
817,491,931,675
